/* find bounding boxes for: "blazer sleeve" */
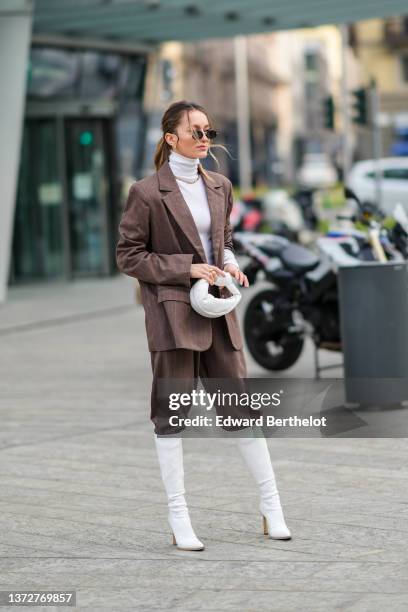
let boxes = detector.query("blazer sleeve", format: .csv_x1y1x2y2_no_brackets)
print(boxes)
116,182,194,286
224,180,235,253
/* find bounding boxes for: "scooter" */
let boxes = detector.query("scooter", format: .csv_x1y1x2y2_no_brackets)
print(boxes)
323,187,405,264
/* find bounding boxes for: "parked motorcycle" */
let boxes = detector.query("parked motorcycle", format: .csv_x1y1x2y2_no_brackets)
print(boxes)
325,187,408,263
231,195,263,233
261,189,304,242
385,202,408,259
237,231,337,370
292,187,319,231
237,188,408,372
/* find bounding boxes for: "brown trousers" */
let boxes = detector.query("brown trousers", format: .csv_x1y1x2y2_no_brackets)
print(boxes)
149,314,250,436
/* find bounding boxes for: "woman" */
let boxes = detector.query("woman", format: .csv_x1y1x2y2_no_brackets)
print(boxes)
116,100,291,551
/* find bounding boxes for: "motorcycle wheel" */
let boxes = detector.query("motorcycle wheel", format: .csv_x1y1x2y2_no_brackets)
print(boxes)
244,289,304,371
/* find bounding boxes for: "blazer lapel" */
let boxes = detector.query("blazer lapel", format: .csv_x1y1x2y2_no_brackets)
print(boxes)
158,160,224,266
202,171,224,268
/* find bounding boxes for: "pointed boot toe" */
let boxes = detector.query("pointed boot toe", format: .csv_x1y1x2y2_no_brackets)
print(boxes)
260,503,292,540
169,513,205,551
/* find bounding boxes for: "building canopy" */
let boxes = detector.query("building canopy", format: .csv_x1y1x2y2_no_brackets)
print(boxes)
33,0,408,45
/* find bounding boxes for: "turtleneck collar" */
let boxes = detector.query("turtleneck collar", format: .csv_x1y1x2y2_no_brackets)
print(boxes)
169,150,200,180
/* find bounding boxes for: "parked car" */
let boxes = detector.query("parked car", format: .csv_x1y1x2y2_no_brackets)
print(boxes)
347,157,408,216
297,153,337,189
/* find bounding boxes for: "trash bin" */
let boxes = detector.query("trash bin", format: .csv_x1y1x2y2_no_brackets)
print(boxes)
338,261,408,405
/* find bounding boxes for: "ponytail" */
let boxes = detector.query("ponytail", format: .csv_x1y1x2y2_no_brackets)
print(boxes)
154,136,172,171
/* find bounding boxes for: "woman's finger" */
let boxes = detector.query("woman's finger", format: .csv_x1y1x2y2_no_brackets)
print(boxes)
209,265,225,276
236,270,248,287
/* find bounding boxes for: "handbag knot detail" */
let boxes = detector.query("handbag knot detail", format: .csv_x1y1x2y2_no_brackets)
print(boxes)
190,272,242,318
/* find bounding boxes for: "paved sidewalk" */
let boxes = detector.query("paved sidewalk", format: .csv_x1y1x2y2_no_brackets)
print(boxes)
0,275,407,611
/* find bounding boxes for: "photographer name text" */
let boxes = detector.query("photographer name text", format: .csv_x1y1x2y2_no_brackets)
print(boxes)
167,415,327,428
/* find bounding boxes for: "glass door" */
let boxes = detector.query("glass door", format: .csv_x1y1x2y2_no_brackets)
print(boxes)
12,119,64,281
65,118,111,276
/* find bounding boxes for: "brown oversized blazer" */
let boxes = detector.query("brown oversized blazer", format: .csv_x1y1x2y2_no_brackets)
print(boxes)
116,159,243,352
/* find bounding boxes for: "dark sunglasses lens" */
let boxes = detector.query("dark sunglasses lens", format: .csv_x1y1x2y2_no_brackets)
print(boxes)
192,129,217,140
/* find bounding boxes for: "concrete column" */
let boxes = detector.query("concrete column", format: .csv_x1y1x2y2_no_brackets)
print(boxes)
0,0,33,304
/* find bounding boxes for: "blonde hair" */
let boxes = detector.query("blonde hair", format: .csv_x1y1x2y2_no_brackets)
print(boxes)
153,100,230,180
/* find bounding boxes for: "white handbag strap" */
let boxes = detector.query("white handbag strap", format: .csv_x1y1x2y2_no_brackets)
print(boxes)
214,272,241,296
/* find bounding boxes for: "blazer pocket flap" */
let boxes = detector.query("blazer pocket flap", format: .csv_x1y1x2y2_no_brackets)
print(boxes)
157,286,191,304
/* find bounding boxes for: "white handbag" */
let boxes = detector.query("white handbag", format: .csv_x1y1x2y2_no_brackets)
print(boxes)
190,272,242,318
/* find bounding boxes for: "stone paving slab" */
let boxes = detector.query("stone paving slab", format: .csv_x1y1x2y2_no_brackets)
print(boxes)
0,275,407,611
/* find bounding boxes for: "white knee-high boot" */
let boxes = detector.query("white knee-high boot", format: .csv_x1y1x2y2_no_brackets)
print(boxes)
236,435,291,540
153,433,204,550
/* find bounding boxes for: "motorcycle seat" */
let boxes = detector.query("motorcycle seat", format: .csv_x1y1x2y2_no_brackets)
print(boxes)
251,236,289,257
281,244,320,273
258,243,286,257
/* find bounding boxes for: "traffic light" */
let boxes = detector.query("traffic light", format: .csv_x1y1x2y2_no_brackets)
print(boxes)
79,131,93,146
323,95,335,130
351,87,368,125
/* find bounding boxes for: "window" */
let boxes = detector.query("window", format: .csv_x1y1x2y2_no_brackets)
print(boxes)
401,55,408,83
78,52,121,98
366,168,408,180
383,168,408,180
28,48,79,98
27,47,146,101
305,51,318,72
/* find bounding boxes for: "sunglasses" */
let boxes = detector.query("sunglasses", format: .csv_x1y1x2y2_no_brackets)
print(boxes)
191,128,217,141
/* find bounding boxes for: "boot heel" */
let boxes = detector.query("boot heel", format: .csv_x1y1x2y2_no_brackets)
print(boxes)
261,507,292,540
262,514,268,535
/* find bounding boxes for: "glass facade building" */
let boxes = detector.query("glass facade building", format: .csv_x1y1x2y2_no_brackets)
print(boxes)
9,45,147,284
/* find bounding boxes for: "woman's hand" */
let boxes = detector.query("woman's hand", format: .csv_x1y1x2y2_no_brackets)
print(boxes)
224,263,249,287
190,264,226,285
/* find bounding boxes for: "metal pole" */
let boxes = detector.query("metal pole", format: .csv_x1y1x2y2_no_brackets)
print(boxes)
340,24,352,184
370,78,383,209
234,36,252,192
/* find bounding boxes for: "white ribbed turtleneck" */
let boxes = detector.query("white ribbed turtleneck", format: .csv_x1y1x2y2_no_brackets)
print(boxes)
169,150,200,181
168,150,239,269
